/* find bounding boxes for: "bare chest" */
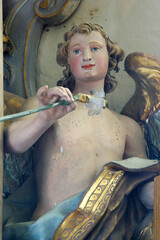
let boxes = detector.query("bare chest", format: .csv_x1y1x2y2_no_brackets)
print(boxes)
49,105,126,157
34,106,127,208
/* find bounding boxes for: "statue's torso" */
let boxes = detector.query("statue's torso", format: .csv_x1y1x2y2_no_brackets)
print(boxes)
32,103,127,219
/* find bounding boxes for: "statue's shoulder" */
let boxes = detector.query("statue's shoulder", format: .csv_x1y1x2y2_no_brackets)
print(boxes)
111,111,141,134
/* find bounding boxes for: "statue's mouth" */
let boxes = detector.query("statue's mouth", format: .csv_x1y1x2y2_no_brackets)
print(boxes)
81,64,95,69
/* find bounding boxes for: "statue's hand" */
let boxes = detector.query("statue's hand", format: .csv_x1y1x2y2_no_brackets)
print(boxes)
37,86,76,124
138,181,154,209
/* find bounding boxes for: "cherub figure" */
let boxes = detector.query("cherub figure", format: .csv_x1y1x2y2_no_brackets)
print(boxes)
56,23,124,94
3,23,155,240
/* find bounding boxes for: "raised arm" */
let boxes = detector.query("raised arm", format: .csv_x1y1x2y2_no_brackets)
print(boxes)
4,86,76,153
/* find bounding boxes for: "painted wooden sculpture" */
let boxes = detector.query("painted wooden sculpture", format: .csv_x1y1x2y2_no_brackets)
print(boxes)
2,1,160,240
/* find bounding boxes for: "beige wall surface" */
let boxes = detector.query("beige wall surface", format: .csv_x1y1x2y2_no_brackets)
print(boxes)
36,0,160,112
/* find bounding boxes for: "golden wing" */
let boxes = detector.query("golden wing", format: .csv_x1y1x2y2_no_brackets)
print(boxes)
121,52,160,123
3,91,25,129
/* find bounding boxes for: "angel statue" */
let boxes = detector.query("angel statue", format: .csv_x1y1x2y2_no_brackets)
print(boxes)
2,23,160,240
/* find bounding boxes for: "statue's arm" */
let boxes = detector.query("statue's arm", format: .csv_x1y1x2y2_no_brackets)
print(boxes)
4,86,76,154
122,115,154,209
4,95,46,154
122,116,147,159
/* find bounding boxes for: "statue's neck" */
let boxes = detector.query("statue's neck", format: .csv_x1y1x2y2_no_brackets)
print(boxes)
73,79,105,95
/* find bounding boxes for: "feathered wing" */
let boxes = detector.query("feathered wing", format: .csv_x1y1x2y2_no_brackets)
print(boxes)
121,52,160,123
121,52,160,159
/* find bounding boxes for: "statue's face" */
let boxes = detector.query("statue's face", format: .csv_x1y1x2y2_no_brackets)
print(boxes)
68,31,109,84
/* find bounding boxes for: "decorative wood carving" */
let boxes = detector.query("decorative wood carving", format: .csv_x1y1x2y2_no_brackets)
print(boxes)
3,0,82,98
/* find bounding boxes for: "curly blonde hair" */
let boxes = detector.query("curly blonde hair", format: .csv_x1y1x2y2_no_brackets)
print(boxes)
56,22,125,93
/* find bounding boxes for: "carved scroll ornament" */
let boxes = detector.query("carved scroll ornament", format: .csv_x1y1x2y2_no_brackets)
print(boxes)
3,0,82,98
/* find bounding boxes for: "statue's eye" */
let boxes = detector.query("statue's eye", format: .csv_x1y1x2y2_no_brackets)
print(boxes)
91,47,99,52
74,49,80,54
